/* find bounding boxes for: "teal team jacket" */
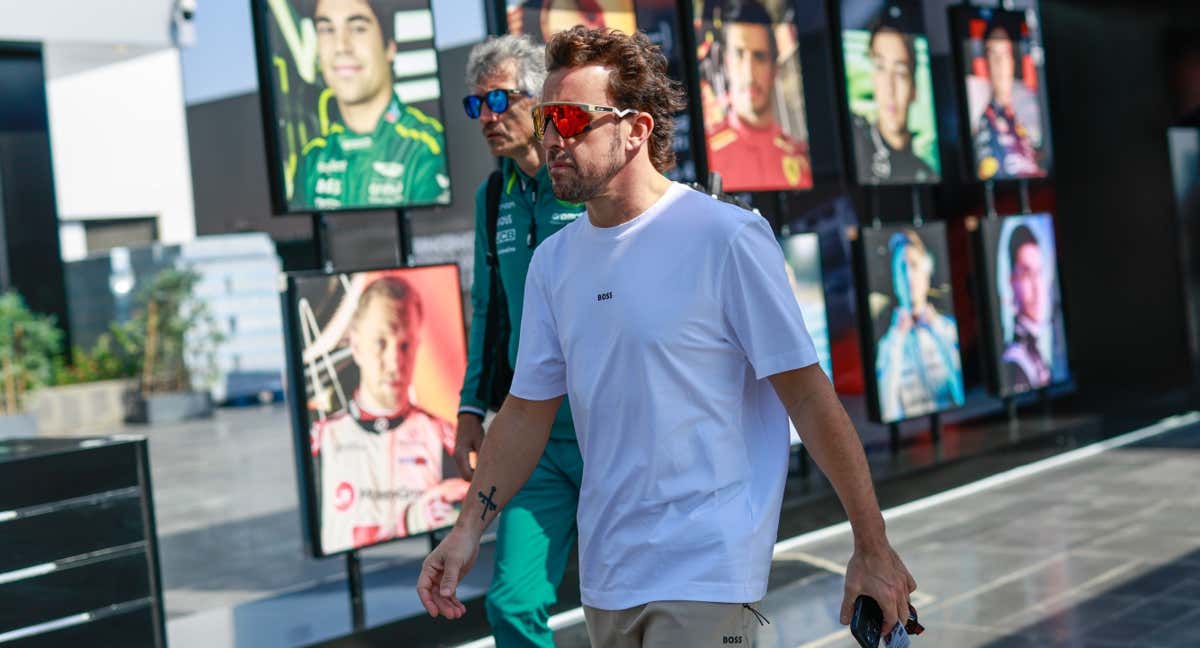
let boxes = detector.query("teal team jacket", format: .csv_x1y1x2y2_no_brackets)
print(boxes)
459,158,586,440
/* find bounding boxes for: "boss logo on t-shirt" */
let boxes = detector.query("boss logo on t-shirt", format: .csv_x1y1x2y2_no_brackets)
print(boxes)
596,291,613,302
722,636,744,644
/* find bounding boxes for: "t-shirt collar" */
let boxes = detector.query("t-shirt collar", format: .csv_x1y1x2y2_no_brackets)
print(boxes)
582,182,687,240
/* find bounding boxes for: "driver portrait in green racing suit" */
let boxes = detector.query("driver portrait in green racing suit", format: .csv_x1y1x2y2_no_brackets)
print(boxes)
292,0,449,210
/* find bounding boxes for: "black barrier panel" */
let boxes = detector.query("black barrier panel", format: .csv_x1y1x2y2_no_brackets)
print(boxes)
0,495,145,574
12,604,158,648
0,444,138,512
0,552,150,634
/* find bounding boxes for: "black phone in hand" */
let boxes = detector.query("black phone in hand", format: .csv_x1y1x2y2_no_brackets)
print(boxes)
850,595,883,648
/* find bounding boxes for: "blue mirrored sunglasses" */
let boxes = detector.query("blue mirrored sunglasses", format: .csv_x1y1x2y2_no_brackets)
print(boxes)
463,88,532,119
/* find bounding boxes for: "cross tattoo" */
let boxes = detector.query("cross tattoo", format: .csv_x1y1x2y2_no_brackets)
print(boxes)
477,486,498,521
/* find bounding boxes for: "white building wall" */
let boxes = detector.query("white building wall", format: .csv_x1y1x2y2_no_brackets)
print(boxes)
0,0,174,46
46,48,196,260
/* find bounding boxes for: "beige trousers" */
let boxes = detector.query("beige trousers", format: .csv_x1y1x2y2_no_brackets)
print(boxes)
583,600,770,647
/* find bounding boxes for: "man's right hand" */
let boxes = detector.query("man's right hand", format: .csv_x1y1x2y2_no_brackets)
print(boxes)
417,526,481,619
454,413,485,479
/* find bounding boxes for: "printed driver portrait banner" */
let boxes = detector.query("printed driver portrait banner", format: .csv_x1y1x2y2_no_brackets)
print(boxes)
781,231,830,446
288,264,467,556
504,0,636,42
857,222,964,423
504,0,700,182
951,6,1053,181
978,214,1069,397
255,0,451,213
695,0,813,192
841,0,941,186
781,232,831,380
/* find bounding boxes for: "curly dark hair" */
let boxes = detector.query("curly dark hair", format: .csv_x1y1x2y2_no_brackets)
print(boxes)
545,26,688,173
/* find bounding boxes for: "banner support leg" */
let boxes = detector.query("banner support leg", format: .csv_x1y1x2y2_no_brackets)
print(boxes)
312,212,333,272
346,551,365,631
396,208,412,267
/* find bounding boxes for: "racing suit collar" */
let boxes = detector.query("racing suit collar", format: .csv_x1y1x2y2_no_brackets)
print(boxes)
870,121,917,155
502,156,538,194
988,98,1016,121
349,392,416,434
728,109,782,136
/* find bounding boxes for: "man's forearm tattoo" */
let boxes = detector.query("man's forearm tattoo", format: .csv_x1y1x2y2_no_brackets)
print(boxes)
477,486,498,520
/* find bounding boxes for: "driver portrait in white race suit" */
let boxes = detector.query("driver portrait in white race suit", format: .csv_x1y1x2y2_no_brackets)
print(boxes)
308,274,468,553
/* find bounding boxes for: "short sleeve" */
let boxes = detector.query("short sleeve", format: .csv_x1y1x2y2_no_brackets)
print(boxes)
509,251,568,400
721,218,819,380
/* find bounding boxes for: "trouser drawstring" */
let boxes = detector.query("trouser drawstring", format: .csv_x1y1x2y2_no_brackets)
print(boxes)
743,604,770,626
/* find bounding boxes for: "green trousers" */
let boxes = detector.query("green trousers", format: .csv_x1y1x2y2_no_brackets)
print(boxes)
486,439,583,647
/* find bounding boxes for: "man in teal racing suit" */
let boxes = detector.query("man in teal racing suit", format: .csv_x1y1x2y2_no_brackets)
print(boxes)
455,35,586,647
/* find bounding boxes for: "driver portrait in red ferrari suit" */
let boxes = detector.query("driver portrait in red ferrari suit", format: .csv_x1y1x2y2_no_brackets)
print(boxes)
705,0,812,191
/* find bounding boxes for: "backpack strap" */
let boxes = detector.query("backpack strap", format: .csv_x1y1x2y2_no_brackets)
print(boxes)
476,169,515,410
485,170,504,268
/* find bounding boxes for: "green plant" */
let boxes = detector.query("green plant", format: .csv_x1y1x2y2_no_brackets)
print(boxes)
132,267,224,395
0,292,63,414
52,327,141,386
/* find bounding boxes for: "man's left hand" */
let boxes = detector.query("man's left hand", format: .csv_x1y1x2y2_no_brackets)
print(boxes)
840,540,917,634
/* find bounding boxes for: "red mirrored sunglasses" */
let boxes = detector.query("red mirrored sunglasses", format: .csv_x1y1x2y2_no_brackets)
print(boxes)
531,102,638,141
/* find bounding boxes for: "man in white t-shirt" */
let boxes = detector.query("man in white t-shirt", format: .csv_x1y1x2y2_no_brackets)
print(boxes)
418,26,917,645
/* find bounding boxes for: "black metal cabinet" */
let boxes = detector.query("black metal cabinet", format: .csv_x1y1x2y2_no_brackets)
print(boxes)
0,437,166,647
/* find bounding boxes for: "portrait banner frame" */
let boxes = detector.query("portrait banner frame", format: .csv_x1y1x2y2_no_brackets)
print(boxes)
282,262,468,558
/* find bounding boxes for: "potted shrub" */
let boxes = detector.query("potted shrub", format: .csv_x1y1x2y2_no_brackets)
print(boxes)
31,327,142,435
0,292,62,436
123,267,224,424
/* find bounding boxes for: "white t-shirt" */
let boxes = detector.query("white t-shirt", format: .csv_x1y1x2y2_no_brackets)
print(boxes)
510,182,818,609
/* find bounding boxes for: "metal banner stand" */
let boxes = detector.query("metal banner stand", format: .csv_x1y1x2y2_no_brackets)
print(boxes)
1017,180,1054,413
308,211,368,631
347,552,366,630
911,186,941,447
984,180,1020,427
307,206,412,633
778,216,813,480
395,208,413,266
312,213,334,273
911,185,924,227
984,179,998,220
868,187,903,455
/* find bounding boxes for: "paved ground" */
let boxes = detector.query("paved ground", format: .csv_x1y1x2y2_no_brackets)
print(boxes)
110,395,1200,647
547,417,1200,648
125,403,492,647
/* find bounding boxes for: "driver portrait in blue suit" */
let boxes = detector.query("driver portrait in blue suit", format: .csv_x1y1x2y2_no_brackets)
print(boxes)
875,230,964,421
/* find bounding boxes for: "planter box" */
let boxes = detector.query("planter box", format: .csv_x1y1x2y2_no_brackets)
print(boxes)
124,390,213,424
0,413,38,439
30,379,134,437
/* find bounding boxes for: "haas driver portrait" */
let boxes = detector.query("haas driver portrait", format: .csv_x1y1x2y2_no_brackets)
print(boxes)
291,0,450,210
309,274,468,553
